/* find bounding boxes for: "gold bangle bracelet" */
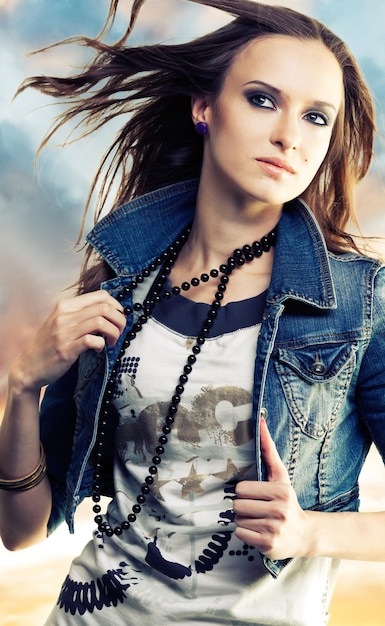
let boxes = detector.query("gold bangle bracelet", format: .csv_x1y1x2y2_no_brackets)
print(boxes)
0,444,47,491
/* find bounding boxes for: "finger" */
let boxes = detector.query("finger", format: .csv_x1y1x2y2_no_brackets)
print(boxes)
260,417,290,484
58,290,125,315
53,299,127,341
234,483,290,511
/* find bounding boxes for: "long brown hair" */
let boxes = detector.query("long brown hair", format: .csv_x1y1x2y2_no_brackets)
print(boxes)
17,0,376,291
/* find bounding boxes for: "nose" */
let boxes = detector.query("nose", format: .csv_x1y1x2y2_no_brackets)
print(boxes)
270,111,301,151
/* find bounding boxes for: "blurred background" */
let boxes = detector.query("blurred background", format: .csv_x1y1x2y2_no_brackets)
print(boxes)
1,1,385,624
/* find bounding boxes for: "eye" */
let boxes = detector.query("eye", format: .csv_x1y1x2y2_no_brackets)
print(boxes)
304,111,330,126
247,92,276,110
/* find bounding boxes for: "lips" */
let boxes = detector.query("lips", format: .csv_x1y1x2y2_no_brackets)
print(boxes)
256,157,296,175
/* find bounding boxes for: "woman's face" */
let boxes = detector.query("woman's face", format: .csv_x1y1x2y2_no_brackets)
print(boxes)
194,35,343,210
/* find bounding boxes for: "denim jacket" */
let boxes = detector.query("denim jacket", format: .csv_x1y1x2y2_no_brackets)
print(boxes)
40,179,385,578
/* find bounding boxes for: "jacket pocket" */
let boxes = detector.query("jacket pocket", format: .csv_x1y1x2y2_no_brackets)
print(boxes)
274,342,358,438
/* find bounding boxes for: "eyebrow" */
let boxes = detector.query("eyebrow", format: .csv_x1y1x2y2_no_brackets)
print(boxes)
243,80,338,112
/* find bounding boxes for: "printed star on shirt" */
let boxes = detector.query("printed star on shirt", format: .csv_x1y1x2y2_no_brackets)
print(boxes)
178,464,209,498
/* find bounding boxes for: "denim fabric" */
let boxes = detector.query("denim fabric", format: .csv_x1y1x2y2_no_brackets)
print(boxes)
40,179,385,577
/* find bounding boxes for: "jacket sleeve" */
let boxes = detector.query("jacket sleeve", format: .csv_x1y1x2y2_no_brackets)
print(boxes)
356,264,385,462
39,360,79,534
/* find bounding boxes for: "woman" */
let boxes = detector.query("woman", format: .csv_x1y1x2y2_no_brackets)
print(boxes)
0,1,383,624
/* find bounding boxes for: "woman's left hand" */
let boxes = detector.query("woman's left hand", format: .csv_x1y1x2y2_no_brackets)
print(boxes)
233,417,311,560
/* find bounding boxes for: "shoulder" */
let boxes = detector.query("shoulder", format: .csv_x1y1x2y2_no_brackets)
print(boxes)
329,251,385,314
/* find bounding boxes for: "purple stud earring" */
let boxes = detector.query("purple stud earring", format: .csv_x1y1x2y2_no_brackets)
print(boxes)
195,121,208,136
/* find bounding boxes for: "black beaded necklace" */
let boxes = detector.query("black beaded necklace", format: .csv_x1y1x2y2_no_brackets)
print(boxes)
92,224,277,537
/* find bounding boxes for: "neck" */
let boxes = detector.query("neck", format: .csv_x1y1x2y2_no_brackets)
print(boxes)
178,183,282,270
169,186,279,305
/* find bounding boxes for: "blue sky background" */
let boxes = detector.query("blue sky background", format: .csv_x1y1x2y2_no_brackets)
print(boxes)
0,0,385,380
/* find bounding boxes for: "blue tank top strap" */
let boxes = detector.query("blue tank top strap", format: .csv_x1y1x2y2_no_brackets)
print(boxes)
152,290,267,337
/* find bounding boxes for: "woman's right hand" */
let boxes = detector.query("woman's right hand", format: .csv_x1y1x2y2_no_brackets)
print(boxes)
10,290,126,394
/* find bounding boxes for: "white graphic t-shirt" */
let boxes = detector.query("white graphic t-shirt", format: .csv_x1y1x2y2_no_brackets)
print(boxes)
45,291,338,626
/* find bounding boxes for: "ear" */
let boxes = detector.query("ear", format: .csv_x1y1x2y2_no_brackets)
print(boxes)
191,94,211,125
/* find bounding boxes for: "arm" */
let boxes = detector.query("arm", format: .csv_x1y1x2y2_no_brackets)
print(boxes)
234,417,385,562
0,290,126,551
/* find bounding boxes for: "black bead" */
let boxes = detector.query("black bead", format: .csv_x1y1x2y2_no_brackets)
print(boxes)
158,435,168,445
122,521,130,529
145,475,154,484
183,364,192,374
132,504,141,514
201,273,210,282
192,345,201,354
166,415,175,424
141,484,150,494
106,528,114,537
128,513,137,522
156,445,165,455
179,374,188,384
94,515,103,524
176,384,184,394
181,282,191,291
152,456,161,465
210,269,219,278
162,425,171,435
149,466,158,474
172,286,181,295
114,526,123,535
93,505,101,514
187,355,196,364
137,494,146,504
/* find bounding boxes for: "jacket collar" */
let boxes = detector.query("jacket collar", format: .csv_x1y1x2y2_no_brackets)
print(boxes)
87,179,336,310
270,198,336,309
